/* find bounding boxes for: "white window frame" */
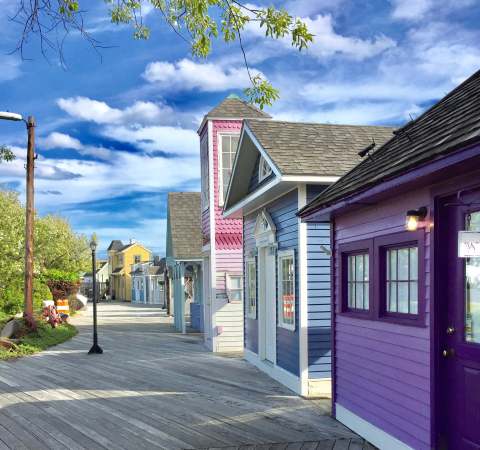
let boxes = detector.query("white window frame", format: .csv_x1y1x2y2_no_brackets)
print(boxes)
258,156,272,183
277,249,296,331
200,135,209,211
218,133,240,207
246,257,257,319
226,273,243,302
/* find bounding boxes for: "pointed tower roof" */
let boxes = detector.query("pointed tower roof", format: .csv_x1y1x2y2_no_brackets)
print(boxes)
198,96,271,133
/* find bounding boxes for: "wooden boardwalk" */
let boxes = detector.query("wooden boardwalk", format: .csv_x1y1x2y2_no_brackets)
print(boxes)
0,303,370,450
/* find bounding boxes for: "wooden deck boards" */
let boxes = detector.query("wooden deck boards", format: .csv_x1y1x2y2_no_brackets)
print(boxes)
0,303,372,450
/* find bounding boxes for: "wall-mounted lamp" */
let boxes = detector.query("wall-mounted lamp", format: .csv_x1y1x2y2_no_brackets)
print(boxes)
405,207,428,231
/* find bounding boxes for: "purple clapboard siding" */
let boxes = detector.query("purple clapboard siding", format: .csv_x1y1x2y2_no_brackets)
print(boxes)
244,211,258,354
334,187,432,450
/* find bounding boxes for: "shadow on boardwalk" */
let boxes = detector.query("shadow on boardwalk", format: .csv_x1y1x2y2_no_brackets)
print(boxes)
0,303,372,450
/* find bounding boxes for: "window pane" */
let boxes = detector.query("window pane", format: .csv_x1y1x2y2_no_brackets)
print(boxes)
364,283,369,309
355,255,364,282
388,282,397,312
348,256,354,282
398,282,409,313
230,276,242,289
398,248,409,280
364,255,369,281
409,247,418,281
356,280,364,309
348,283,354,308
410,281,418,314
230,290,242,301
389,249,397,281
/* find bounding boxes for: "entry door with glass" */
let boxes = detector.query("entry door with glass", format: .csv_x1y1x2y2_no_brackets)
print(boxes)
439,193,480,449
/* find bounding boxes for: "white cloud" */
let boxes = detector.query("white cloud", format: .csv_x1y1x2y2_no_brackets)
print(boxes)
390,0,476,21
57,97,175,126
143,58,262,92
241,12,395,63
41,132,83,150
101,125,198,155
39,132,114,160
0,55,22,82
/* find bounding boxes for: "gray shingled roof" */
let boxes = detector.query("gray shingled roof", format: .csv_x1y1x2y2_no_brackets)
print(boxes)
107,240,123,251
167,192,202,260
299,70,480,217
206,97,271,120
246,119,394,176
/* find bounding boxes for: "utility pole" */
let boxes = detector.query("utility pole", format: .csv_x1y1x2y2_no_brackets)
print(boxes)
24,116,35,320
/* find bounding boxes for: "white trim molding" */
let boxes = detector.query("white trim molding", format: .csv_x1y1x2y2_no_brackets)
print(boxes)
298,184,309,397
281,175,340,183
335,404,413,450
244,348,301,395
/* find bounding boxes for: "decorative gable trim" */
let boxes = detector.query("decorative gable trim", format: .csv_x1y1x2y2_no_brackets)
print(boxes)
258,156,273,183
254,209,277,247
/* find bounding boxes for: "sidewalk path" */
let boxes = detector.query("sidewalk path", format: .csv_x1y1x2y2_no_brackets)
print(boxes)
0,303,370,449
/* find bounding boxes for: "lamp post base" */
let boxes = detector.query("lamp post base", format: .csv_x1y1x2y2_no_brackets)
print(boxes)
88,344,103,354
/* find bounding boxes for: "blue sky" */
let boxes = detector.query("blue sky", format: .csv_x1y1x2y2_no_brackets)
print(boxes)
0,0,479,255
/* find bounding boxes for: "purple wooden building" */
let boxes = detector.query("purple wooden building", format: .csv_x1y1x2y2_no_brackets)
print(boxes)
299,71,480,450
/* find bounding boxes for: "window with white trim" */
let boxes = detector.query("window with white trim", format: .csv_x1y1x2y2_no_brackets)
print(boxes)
258,156,272,183
227,274,243,301
278,249,295,330
246,258,257,318
200,137,209,210
219,134,240,206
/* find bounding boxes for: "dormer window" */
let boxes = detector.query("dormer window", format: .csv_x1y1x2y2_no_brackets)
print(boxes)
258,156,272,183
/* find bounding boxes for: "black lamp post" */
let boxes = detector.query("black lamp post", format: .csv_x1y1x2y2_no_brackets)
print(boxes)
88,234,103,355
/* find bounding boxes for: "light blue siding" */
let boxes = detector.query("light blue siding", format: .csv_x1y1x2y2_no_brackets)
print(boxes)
307,222,332,379
243,190,300,377
190,303,204,331
269,190,299,376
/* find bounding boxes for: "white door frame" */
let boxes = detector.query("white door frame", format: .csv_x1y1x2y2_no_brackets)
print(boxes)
255,209,277,365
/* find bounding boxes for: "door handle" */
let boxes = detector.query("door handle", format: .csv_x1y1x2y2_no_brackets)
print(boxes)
442,348,455,358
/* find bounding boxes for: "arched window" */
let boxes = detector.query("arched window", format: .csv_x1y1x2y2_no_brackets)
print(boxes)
258,156,272,182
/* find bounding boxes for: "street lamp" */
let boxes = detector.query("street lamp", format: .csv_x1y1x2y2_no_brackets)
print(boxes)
0,111,35,322
88,234,103,355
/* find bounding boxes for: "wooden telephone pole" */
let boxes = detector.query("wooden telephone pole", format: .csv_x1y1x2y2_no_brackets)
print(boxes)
24,116,35,320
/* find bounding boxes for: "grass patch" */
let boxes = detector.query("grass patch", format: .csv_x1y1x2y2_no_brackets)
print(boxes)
0,320,77,360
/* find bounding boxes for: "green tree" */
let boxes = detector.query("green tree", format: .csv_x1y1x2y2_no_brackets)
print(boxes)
0,146,15,163
0,191,90,314
12,1,313,109
35,215,90,275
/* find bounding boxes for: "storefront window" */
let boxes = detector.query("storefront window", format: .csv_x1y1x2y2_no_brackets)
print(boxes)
278,250,295,330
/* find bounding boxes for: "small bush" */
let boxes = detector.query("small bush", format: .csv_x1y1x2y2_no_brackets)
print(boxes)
0,320,77,360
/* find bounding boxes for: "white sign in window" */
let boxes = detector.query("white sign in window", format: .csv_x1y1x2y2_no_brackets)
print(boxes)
458,231,480,258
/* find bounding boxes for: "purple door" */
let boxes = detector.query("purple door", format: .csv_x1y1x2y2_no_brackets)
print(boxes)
439,192,480,449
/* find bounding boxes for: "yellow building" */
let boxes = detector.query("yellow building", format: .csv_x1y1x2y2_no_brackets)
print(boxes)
107,240,151,301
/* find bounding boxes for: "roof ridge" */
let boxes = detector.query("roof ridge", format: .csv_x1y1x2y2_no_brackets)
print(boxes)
246,118,394,129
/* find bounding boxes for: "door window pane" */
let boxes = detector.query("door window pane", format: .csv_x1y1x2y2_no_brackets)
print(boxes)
386,246,418,315
465,212,480,343
347,253,369,310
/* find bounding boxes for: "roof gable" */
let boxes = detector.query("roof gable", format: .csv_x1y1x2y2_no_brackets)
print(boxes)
300,70,480,217
224,119,394,213
245,119,394,177
166,192,202,260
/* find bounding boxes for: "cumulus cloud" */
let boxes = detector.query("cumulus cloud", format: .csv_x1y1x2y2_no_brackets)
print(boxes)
101,125,198,155
142,58,262,92
240,11,395,63
57,97,175,126
0,55,22,82
390,0,475,21
40,132,114,160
